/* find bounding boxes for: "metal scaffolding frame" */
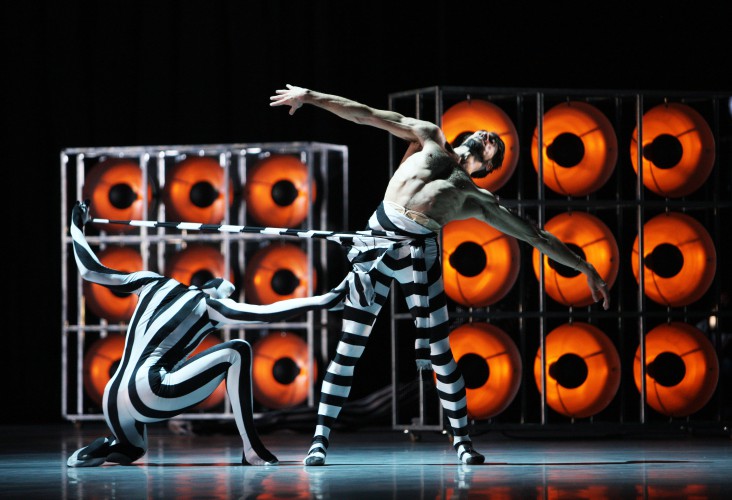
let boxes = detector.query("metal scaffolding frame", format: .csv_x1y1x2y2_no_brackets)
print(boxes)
387,87,732,436
60,142,348,422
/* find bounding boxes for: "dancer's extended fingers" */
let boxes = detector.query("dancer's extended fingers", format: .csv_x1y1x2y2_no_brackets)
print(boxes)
594,281,610,310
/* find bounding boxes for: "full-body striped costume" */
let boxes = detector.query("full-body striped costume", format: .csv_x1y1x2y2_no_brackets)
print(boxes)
304,202,483,465
67,202,347,467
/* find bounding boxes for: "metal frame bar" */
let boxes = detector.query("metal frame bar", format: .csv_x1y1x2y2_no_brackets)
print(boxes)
60,142,348,422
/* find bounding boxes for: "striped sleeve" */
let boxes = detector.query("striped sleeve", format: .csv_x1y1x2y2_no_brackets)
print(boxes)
206,278,348,325
70,211,162,294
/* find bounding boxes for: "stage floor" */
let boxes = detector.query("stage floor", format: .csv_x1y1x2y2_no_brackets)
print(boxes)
2,422,732,499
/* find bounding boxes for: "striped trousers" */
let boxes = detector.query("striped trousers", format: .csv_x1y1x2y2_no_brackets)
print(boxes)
308,206,474,460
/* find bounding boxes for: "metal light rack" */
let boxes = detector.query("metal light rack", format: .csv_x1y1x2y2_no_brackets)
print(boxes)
387,87,732,438
61,142,348,422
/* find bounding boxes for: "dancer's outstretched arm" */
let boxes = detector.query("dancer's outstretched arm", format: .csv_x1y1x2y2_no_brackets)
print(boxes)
70,200,161,293
206,277,347,325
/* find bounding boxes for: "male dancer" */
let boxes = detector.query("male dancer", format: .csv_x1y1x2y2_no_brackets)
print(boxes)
67,200,347,467
270,84,610,466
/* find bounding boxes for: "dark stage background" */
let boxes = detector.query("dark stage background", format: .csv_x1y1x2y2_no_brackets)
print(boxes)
3,1,730,424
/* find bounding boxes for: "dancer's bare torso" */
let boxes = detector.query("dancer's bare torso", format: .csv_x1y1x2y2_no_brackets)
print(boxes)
383,139,497,228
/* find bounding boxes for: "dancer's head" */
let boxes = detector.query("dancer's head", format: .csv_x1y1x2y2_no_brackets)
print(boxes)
456,130,505,179
197,277,235,298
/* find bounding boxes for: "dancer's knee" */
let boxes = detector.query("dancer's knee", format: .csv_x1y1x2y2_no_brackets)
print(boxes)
223,338,252,364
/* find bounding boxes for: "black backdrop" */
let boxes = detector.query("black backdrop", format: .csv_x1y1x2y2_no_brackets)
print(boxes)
3,1,730,424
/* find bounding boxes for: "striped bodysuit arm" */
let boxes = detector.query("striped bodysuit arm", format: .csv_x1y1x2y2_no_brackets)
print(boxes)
206,277,348,325
70,214,161,293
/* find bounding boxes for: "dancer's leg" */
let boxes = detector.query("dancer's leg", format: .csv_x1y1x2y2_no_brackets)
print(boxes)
304,280,389,465
219,340,278,465
131,339,277,465
399,244,484,465
67,376,147,467
171,340,277,465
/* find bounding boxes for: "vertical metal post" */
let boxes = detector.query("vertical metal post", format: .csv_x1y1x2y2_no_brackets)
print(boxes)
536,92,547,425
75,153,86,418
301,148,316,408
514,93,528,423
156,152,166,274
636,94,647,424
611,95,626,424
60,151,69,420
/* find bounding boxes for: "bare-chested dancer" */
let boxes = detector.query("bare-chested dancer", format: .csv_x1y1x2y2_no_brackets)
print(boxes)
270,84,610,466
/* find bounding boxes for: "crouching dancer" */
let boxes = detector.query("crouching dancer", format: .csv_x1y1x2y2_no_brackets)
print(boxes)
67,200,347,467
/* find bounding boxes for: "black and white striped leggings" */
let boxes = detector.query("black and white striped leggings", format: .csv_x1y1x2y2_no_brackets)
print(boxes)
308,235,475,460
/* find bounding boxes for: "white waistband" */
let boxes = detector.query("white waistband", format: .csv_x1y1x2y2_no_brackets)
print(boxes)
383,201,442,232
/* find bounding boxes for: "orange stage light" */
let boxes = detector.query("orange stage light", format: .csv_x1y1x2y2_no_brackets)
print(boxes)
441,99,519,192
83,334,226,410
534,322,621,418
545,486,613,500
83,333,126,407
82,159,154,232
630,102,715,198
647,486,715,500
163,157,233,224
165,244,228,288
83,246,142,323
252,331,314,409
244,243,315,305
442,218,520,307
631,212,716,307
245,155,315,227
531,101,618,196
532,211,619,307
447,322,522,420
634,322,719,417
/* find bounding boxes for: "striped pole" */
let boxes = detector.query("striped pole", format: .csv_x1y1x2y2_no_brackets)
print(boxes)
89,218,410,244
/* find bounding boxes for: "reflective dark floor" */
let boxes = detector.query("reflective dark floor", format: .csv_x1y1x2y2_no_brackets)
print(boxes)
2,422,732,499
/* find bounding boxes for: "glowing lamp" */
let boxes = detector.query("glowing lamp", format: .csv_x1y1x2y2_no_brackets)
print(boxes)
531,101,618,196
634,322,719,417
630,102,715,198
252,331,315,409
447,322,522,420
245,155,316,227
631,212,716,307
441,99,519,192
532,211,619,307
244,243,315,305
163,157,233,224
647,486,713,499
83,246,142,323
165,244,228,288
442,218,520,307
83,333,126,407
82,159,154,232
534,322,621,418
